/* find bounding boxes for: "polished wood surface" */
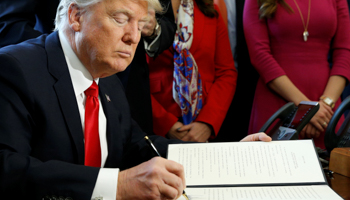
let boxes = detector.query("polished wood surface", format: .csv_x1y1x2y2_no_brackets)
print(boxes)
327,172,350,200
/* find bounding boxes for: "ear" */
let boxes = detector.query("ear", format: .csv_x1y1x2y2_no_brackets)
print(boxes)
68,3,83,32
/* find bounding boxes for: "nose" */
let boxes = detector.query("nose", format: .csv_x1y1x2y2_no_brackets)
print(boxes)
122,22,141,44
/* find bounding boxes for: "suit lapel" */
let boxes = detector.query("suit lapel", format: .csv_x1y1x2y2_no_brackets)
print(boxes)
46,32,85,164
98,77,123,166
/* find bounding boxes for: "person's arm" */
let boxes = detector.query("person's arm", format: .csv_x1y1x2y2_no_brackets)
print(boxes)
0,0,44,47
326,0,350,101
143,1,176,58
301,0,350,138
268,75,333,139
184,5,237,140
142,8,162,56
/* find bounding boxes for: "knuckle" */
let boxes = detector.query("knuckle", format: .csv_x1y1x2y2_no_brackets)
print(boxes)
175,177,183,188
146,192,160,200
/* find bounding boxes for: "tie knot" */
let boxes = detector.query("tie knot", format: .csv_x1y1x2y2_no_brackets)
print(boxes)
84,81,99,98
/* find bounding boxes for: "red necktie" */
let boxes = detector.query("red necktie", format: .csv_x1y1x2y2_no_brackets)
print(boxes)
84,81,101,167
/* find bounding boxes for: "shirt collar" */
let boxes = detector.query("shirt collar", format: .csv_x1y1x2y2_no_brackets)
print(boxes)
58,30,99,97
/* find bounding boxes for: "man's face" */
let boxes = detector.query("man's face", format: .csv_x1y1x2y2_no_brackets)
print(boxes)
73,0,149,78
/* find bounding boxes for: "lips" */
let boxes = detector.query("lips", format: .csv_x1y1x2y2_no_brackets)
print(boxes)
117,51,132,58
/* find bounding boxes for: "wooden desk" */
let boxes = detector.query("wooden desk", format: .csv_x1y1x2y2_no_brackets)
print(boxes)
327,172,350,200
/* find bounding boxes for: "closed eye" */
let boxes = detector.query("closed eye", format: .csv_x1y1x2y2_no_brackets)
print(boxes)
114,17,128,25
112,12,129,25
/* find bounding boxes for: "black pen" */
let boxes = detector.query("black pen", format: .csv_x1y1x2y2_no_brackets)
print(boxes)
144,136,189,200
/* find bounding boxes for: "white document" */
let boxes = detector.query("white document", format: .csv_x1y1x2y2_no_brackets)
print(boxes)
168,140,325,186
177,185,343,200
168,140,343,200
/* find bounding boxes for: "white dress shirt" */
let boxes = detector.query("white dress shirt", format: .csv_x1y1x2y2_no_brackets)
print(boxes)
59,31,119,200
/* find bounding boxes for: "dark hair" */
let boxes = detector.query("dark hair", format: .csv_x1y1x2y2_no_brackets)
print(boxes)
196,0,218,18
258,0,293,19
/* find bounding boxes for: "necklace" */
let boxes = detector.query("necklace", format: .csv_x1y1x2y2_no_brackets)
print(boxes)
293,0,311,42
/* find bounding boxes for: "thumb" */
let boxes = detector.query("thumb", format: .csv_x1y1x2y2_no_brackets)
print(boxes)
177,124,192,132
241,132,271,142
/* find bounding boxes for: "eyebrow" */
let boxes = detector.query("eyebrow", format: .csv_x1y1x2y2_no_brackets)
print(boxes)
111,9,132,17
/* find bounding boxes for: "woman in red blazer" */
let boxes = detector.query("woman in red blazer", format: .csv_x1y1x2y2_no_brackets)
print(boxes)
148,0,237,142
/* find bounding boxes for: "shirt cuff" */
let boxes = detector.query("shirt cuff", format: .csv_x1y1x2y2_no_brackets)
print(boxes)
144,29,162,57
91,168,119,200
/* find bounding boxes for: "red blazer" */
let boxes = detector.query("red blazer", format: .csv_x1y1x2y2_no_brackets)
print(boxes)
148,4,237,137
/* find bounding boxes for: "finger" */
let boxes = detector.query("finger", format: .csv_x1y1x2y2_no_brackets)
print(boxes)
305,125,312,138
181,127,208,142
314,120,325,132
324,110,333,120
240,135,251,142
310,117,324,132
309,125,317,138
314,130,321,138
176,131,189,140
158,182,181,200
319,120,328,128
250,132,271,142
177,124,192,132
240,132,271,142
324,104,334,115
164,160,186,189
180,132,196,142
159,173,183,199
306,124,318,138
258,133,272,142
159,170,185,199
172,122,184,131
167,130,188,140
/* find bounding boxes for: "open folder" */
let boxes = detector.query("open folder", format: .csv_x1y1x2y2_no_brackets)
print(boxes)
167,140,343,200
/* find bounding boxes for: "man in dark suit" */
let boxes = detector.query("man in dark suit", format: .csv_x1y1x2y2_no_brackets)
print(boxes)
0,0,176,136
0,0,185,199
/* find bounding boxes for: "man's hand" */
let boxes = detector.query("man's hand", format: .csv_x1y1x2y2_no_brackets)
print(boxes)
240,132,272,142
179,122,212,142
116,157,186,200
141,9,157,37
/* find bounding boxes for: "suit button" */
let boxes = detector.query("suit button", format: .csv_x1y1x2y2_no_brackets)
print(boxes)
58,196,65,200
51,195,58,200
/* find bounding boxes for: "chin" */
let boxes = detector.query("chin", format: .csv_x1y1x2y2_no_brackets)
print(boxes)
115,60,132,72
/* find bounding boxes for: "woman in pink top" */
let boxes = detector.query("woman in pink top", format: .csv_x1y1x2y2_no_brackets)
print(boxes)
243,0,350,148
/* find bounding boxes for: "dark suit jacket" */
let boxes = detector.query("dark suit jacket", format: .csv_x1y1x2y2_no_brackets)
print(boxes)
0,32,175,199
0,0,176,136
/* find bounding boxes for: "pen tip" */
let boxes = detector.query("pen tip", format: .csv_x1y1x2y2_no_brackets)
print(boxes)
144,136,149,140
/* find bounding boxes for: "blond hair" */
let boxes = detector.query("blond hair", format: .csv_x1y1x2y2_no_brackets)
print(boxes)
55,0,163,31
